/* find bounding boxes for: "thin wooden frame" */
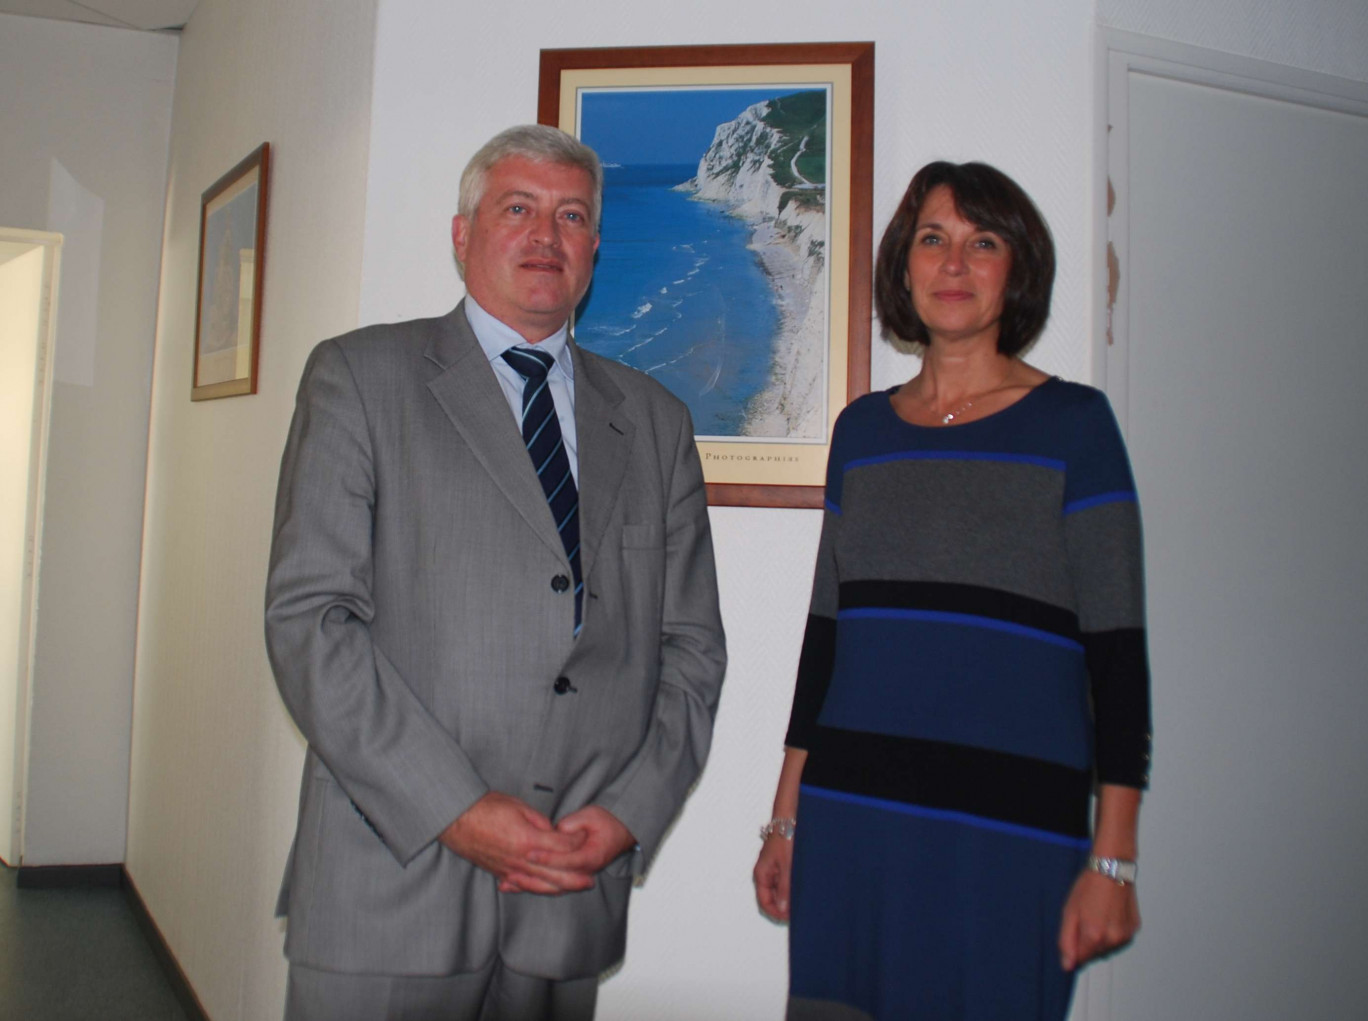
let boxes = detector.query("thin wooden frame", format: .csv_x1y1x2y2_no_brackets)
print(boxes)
539,43,873,507
192,142,270,401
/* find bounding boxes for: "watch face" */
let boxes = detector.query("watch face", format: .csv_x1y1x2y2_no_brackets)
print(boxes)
1090,856,1137,884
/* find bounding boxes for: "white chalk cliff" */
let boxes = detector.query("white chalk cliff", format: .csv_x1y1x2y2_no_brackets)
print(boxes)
679,99,827,439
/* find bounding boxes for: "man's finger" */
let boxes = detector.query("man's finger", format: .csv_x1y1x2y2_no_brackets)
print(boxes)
510,863,596,891
530,845,605,873
499,872,562,895
516,806,557,831
523,826,588,856
498,869,592,895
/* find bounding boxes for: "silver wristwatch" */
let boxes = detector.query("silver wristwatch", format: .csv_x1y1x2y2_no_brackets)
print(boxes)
1086,854,1138,886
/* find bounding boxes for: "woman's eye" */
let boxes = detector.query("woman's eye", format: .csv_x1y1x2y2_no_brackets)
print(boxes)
918,234,941,246
973,236,1001,250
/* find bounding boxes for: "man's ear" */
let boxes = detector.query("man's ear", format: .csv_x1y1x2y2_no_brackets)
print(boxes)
452,214,469,262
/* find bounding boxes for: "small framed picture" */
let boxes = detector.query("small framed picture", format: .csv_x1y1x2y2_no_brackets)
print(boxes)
192,143,270,401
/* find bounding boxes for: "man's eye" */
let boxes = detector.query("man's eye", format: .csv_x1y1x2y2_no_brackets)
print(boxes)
564,211,583,223
508,204,527,215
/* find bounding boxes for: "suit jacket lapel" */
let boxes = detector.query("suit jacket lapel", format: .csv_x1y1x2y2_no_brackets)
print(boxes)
572,342,635,586
424,303,565,560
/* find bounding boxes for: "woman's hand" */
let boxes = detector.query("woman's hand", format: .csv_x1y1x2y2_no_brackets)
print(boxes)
753,832,795,922
1060,783,1144,969
1058,870,1141,970
755,746,807,922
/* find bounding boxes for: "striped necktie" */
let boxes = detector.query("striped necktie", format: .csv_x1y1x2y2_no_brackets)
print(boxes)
500,347,582,633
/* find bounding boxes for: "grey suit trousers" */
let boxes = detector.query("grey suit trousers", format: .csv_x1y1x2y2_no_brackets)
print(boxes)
285,960,597,1021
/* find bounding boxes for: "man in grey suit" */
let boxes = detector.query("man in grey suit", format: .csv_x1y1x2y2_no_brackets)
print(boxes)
265,125,727,1020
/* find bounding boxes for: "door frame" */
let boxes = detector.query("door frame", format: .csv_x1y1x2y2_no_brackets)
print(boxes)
0,227,62,866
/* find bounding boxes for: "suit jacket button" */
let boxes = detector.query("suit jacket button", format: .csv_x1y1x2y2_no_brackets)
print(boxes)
553,676,576,695
551,574,570,593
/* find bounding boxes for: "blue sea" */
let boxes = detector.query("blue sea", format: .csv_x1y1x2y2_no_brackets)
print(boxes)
574,163,779,438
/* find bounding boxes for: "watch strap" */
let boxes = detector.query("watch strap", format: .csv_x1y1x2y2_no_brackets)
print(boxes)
1087,854,1138,886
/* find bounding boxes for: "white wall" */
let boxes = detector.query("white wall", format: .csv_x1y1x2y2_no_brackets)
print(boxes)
0,13,177,866
124,0,377,1017
1100,0,1368,82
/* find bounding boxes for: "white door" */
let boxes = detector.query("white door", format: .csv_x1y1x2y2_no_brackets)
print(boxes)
1103,44,1368,1020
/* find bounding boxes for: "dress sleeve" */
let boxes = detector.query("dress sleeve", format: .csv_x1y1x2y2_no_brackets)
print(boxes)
1062,392,1152,789
784,417,848,750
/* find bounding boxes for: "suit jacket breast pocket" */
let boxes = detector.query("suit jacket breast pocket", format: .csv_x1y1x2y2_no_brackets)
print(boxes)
611,523,665,643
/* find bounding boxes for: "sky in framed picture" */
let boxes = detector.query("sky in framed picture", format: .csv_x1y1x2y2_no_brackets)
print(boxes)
575,86,831,442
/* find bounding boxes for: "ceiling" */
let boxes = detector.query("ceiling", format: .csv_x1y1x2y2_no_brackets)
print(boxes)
0,0,197,30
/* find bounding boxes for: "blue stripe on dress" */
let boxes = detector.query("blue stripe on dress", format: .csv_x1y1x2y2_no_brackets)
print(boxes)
845,450,1067,472
1063,489,1137,515
819,617,1092,769
801,785,1093,849
838,607,1083,651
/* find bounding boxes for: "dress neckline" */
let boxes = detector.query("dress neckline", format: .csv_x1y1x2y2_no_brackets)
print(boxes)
884,375,1060,431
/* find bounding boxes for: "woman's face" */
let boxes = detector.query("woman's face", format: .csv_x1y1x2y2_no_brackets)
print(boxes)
905,184,1012,348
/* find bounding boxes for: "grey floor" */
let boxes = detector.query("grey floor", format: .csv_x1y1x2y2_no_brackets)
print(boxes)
0,865,190,1021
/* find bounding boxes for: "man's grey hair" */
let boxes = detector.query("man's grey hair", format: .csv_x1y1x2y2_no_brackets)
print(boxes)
458,124,604,232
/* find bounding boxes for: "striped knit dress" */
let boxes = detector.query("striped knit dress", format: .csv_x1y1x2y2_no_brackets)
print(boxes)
785,379,1151,1021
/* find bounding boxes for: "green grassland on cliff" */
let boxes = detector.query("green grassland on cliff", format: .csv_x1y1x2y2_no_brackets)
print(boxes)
760,90,827,189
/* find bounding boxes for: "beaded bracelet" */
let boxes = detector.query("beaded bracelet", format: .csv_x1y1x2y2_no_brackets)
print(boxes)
759,817,797,841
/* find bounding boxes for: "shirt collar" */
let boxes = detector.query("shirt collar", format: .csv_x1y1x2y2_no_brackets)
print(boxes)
465,295,574,380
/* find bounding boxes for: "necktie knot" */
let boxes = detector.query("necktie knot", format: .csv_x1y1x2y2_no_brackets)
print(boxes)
501,346,554,383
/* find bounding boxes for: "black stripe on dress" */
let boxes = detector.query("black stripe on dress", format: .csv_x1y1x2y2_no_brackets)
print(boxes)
1085,627,1153,788
840,580,1081,643
784,615,837,749
803,726,1092,839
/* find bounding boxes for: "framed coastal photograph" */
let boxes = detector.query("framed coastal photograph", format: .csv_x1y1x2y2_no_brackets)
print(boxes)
192,143,270,401
539,43,873,507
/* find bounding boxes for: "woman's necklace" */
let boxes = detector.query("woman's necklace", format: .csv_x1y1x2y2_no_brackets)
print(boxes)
940,399,975,424
915,364,1017,425
937,378,1015,424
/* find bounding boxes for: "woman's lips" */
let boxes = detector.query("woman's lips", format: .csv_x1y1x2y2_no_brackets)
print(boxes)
932,290,973,301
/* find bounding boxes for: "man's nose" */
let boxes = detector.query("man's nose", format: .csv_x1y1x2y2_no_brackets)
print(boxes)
530,213,560,247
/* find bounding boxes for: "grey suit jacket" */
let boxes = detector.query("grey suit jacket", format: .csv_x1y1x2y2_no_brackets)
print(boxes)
265,302,726,979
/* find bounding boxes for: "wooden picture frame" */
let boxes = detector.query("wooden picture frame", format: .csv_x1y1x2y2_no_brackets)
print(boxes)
539,43,873,507
192,143,270,401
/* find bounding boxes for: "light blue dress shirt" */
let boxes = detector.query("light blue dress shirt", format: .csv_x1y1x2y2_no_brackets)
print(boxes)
464,296,579,485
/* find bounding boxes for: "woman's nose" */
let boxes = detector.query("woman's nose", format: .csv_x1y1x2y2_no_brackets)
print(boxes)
940,244,967,274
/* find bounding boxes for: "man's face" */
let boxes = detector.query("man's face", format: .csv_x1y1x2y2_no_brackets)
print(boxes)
452,156,599,343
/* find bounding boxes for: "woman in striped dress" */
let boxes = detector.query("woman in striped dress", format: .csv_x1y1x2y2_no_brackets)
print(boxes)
753,161,1150,1021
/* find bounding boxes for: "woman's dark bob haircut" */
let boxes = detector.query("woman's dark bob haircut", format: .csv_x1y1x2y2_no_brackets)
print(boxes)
874,161,1055,357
